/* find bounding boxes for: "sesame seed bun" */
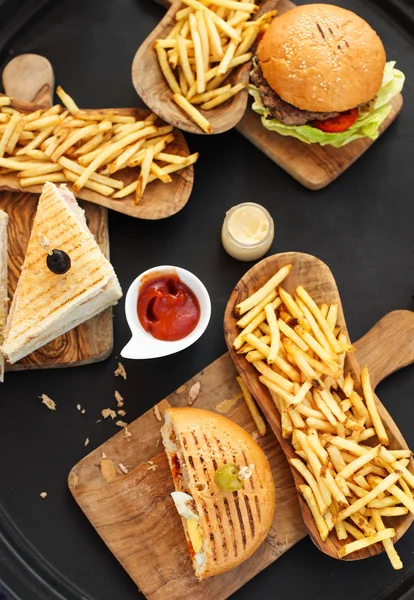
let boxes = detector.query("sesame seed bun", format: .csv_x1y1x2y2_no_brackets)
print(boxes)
257,4,386,113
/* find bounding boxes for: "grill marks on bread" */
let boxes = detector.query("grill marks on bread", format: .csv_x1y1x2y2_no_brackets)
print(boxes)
178,423,265,561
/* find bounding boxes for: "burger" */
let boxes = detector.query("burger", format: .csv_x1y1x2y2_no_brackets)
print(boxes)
161,407,276,580
249,4,405,147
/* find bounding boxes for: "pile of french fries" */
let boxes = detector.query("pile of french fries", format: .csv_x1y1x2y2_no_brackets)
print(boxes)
0,88,198,204
233,264,414,569
154,0,276,133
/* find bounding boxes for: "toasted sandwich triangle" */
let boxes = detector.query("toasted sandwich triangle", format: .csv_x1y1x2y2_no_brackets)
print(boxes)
1,182,122,364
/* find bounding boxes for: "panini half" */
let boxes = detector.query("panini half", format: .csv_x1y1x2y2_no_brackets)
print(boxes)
0,209,8,381
161,407,276,580
1,182,122,364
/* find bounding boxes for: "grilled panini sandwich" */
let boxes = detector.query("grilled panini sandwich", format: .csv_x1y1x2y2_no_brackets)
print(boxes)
1,182,122,364
0,209,8,381
161,407,276,580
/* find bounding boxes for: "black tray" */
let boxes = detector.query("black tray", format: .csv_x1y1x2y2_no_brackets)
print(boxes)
0,0,413,599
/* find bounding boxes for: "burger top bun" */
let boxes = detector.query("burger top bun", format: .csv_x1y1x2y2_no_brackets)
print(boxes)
257,4,386,113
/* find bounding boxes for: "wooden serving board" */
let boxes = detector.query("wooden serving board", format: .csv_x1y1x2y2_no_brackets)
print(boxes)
0,54,194,220
1,56,113,370
69,310,414,600
152,0,403,189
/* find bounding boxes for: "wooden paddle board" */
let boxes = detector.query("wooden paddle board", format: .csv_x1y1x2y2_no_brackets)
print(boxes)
68,310,414,600
1,55,113,370
149,0,403,189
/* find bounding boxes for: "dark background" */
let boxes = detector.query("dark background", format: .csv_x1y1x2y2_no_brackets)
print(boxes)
0,0,414,598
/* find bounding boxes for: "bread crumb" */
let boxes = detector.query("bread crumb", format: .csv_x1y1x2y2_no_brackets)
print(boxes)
153,405,162,422
102,408,116,420
188,381,201,405
176,385,186,394
81,409,86,414
251,430,259,442
96,419,102,423
116,420,128,428
102,452,107,459
115,390,124,407
40,492,47,499
40,394,56,411
124,428,132,439
147,461,158,472
100,458,117,482
84,438,89,446
118,463,129,474
77,404,81,411
114,362,127,380
156,438,160,447
117,409,126,416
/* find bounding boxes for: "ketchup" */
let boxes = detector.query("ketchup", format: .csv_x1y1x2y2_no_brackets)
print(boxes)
138,273,200,341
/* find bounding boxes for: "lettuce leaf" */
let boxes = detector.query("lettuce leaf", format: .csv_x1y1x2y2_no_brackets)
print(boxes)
249,62,405,147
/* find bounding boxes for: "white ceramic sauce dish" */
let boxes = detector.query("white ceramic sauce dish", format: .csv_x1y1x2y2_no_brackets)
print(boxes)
121,265,211,360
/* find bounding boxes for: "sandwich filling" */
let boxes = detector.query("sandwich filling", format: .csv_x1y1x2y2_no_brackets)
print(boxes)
164,426,207,572
249,61,405,147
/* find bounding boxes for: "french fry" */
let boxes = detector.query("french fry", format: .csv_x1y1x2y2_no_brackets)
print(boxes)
74,126,157,190
388,485,414,515
156,46,181,94
371,510,403,569
336,471,403,522
299,485,329,542
265,303,280,364
17,163,63,178
135,147,155,204
338,528,395,558
0,112,20,157
236,376,266,436
63,169,114,196
181,0,241,40
189,13,206,94
177,34,196,87
56,86,80,114
204,10,223,57
51,121,111,162
150,161,172,183
191,84,232,104
173,93,212,133
20,172,67,187
236,265,291,315
201,82,247,110
253,360,294,393
58,156,124,189
24,115,61,131
291,459,327,513
338,446,381,480
361,367,389,446
0,96,12,107
108,140,144,174
196,11,210,71
200,0,257,11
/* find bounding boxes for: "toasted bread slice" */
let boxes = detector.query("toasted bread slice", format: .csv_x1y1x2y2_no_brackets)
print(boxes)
0,209,8,381
161,407,276,580
1,182,122,364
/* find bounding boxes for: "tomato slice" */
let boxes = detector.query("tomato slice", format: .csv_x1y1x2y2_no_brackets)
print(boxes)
312,108,359,133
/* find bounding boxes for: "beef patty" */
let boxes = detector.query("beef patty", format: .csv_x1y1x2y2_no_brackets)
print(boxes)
250,63,341,126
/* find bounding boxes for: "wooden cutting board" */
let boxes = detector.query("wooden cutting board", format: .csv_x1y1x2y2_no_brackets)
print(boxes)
150,0,403,189
1,56,113,370
69,310,414,600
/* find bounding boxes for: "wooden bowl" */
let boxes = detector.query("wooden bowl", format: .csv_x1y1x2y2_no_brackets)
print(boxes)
224,252,414,560
0,54,194,220
132,0,279,135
